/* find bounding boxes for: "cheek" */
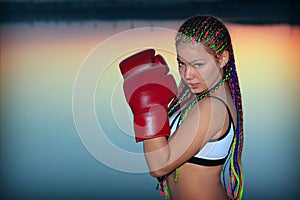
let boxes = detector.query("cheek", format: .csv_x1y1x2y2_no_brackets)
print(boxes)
198,64,219,82
206,66,218,77
178,67,185,77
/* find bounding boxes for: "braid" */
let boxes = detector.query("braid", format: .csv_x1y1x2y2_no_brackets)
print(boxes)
170,16,244,200
225,54,244,199
228,55,244,199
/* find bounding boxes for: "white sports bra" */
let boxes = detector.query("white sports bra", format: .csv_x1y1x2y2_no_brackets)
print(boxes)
168,96,235,166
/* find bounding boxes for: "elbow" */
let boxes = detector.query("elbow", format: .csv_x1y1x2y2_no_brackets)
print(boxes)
150,169,168,178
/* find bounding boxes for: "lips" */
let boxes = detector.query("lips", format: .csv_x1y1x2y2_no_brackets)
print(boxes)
187,83,200,89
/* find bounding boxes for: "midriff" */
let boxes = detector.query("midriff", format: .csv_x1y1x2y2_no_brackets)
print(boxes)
166,162,228,200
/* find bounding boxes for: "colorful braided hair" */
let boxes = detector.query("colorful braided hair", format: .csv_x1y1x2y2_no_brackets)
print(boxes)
168,16,244,200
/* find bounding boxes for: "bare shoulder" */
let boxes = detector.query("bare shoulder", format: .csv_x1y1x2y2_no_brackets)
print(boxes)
189,96,228,121
186,95,230,138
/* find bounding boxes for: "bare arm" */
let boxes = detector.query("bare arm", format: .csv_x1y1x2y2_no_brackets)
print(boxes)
143,97,228,177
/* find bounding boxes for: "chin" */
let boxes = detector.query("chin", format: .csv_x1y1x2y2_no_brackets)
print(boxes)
189,87,204,94
190,84,207,93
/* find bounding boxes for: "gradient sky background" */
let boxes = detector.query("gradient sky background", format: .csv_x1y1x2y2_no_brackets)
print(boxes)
1,4,300,200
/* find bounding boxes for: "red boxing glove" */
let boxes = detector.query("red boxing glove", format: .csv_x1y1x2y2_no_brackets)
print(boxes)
119,49,177,142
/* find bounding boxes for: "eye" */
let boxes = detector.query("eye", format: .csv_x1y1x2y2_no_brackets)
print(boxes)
177,61,185,68
193,63,204,68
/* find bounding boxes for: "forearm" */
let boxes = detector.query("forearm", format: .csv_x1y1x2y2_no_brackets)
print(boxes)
119,49,178,176
143,137,172,177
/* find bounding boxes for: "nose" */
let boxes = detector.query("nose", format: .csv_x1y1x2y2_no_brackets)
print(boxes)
184,65,194,80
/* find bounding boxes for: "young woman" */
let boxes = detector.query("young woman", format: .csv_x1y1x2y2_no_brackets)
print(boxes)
119,16,244,200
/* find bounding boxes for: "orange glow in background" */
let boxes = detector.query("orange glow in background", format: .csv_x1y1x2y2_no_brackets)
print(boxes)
1,21,299,199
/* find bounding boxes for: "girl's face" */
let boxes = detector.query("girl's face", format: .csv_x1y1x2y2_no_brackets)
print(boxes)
176,41,224,94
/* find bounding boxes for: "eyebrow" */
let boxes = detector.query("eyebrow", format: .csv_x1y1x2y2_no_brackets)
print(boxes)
177,57,204,64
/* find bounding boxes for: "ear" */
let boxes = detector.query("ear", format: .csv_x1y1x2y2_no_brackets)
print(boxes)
219,51,229,68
